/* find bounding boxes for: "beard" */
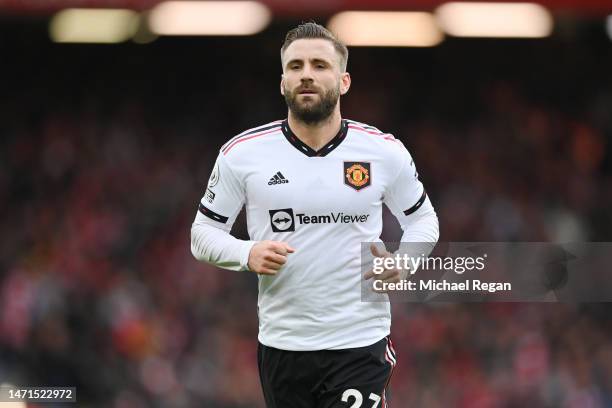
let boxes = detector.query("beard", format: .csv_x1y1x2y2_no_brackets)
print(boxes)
284,84,340,125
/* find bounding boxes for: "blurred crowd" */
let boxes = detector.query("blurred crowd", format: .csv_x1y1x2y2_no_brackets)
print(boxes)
0,23,611,407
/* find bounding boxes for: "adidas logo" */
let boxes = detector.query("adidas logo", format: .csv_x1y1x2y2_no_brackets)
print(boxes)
268,171,289,185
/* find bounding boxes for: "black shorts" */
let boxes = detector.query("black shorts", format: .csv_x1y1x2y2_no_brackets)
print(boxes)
257,336,397,408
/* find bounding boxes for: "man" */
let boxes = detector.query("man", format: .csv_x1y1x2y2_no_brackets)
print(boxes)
191,22,439,408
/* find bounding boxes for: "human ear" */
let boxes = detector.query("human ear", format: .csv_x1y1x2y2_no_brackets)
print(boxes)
340,72,351,95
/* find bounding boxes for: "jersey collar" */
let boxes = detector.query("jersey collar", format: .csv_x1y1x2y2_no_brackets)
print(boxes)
281,119,348,157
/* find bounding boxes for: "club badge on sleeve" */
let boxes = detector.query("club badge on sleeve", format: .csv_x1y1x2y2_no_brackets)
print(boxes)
344,162,371,191
208,163,220,188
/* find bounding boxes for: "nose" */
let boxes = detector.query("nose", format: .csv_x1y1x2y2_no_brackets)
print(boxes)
299,64,314,82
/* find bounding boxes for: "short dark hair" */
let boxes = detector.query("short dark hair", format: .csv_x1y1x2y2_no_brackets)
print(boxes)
281,22,348,72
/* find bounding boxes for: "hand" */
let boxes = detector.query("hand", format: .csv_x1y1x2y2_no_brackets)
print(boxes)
364,244,405,292
248,240,295,275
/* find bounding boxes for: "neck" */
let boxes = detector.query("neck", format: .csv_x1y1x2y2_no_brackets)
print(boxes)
287,107,342,151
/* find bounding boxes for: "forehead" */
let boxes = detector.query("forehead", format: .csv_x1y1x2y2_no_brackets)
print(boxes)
283,39,338,64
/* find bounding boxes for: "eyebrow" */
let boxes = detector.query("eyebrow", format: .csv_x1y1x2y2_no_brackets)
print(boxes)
285,58,331,67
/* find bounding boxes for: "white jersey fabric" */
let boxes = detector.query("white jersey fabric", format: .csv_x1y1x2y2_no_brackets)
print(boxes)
191,119,439,351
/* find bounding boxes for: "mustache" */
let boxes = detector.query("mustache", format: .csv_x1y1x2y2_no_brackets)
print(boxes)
295,85,321,94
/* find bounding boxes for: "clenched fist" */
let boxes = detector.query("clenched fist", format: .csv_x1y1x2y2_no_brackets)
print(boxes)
248,240,296,275
364,244,407,292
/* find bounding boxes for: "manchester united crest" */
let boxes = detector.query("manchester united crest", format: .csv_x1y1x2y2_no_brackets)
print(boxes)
344,162,371,191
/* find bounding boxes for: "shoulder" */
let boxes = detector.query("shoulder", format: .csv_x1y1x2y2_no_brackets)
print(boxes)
345,119,408,157
220,120,284,158
345,119,386,135
346,119,399,144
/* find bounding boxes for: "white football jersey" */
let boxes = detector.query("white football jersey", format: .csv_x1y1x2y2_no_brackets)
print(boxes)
194,119,435,351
